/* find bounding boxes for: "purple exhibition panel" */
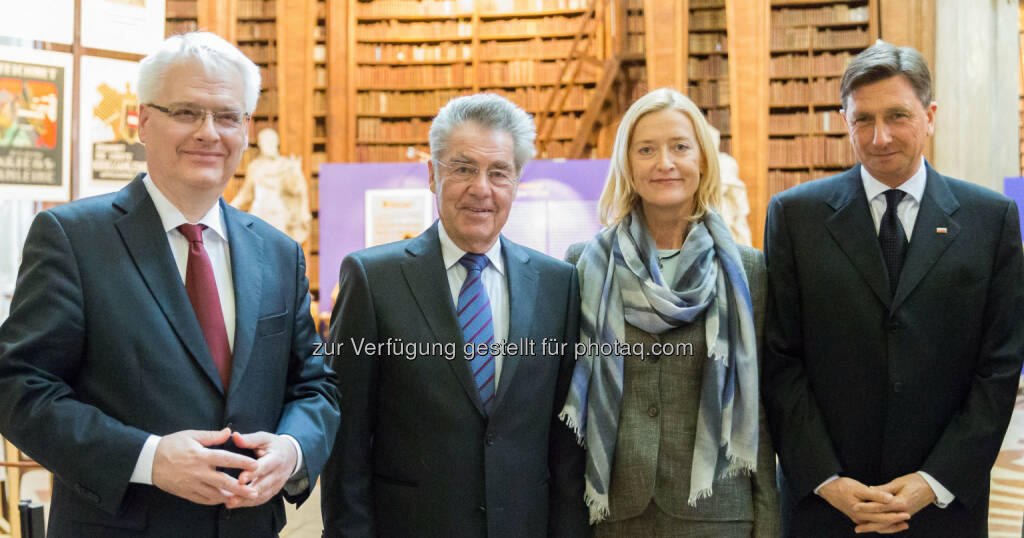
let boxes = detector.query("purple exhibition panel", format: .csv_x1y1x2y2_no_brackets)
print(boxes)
318,159,609,311
1005,176,1024,236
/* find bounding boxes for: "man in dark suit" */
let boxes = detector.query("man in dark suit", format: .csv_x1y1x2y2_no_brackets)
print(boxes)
321,93,589,538
0,32,339,537
762,40,1024,537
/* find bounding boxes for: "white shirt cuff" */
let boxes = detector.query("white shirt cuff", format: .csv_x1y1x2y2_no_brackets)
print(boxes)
918,471,954,508
814,474,840,496
281,434,303,478
129,435,162,485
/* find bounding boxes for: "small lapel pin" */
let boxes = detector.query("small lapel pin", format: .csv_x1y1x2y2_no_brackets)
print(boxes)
936,227,948,234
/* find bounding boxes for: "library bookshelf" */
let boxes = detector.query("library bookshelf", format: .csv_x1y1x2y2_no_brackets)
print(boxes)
166,0,200,36
688,0,731,155
767,0,877,197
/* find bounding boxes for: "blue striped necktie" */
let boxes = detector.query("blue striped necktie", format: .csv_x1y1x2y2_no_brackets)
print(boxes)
457,253,496,414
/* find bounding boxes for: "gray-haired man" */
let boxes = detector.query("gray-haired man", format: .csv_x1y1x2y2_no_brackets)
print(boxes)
321,93,590,538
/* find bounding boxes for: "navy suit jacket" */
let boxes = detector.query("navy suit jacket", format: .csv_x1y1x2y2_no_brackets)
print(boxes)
0,175,339,538
762,164,1024,537
321,222,590,538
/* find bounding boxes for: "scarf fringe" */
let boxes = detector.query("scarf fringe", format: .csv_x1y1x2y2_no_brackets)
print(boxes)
558,409,587,447
687,485,715,507
584,480,610,525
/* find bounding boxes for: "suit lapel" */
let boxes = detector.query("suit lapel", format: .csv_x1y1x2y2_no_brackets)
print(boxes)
891,166,960,312
824,167,892,306
224,201,264,395
492,237,537,413
113,175,224,394
401,224,486,415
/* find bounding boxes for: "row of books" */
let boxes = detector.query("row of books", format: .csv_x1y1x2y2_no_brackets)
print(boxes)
768,170,812,195
768,136,855,168
770,51,853,77
772,5,870,27
771,27,870,50
690,34,728,54
770,78,842,106
315,121,327,138
237,0,275,18
359,21,474,41
358,89,473,114
315,66,327,87
627,13,644,33
479,37,592,59
627,34,645,55
689,55,729,79
477,60,586,86
313,93,327,115
689,79,730,107
166,0,198,18
770,110,846,133
166,20,199,35
357,64,474,87
254,89,278,116
704,108,730,136
690,0,725,8
489,85,595,111
238,43,275,64
358,118,433,141
237,22,275,40
354,0,587,18
356,144,429,162
357,43,472,63
690,9,726,30
478,15,585,36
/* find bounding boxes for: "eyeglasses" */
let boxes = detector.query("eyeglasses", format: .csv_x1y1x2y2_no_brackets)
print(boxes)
147,104,250,131
436,159,517,188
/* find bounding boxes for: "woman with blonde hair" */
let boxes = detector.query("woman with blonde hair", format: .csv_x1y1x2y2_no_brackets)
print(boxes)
561,88,780,536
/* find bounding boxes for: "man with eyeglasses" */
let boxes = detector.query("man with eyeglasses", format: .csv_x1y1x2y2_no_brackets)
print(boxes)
0,32,338,537
321,93,590,538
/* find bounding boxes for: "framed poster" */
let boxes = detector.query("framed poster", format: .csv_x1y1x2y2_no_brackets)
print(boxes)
0,0,74,44
80,56,146,196
364,189,434,248
0,47,72,202
81,0,165,55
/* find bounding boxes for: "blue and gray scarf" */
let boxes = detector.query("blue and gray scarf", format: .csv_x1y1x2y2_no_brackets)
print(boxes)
559,208,759,524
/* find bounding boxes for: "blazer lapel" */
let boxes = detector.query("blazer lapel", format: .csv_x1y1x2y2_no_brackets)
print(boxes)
401,223,486,415
824,166,892,306
113,175,224,394
491,237,538,413
891,166,960,312
223,201,264,395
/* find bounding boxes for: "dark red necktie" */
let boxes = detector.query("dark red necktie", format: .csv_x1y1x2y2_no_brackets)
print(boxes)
177,224,232,392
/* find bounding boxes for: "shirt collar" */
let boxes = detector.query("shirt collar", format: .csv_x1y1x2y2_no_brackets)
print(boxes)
437,219,505,275
143,174,228,242
860,156,927,203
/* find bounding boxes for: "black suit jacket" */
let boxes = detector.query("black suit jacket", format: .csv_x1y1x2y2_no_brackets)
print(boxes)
0,175,340,537
321,222,590,538
762,164,1024,537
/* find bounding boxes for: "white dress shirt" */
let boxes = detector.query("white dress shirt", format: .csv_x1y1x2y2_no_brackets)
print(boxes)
130,175,303,486
861,156,927,240
815,158,954,508
437,220,509,390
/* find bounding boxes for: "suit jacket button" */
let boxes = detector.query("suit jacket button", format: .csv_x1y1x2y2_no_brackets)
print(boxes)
647,405,659,417
485,433,495,446
479,504,487,512
893,382,904,393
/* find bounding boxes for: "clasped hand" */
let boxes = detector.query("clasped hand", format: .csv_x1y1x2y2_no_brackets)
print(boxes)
151,428,298,509
819,474,936,534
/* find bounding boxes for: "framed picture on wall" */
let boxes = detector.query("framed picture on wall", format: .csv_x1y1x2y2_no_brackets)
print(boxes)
79,56,146,197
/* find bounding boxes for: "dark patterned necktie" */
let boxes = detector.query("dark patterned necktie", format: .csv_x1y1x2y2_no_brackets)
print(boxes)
457,253,496,414
878,189,908,294
178,223,233,392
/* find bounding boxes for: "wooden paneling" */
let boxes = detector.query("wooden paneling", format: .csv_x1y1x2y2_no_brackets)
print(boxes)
727,0,769,247
643,0,687,90
197,0,236,42
276,0,314,178
879,0,934,162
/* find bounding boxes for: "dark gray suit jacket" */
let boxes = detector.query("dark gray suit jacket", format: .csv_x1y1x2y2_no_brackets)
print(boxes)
0,175,340,537
321,222,589,538
763,164,1024,537
567,241,780,537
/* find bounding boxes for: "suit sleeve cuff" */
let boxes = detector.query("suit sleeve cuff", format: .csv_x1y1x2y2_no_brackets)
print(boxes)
814,474,840,496
918,471,954,508
129,435,162,485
